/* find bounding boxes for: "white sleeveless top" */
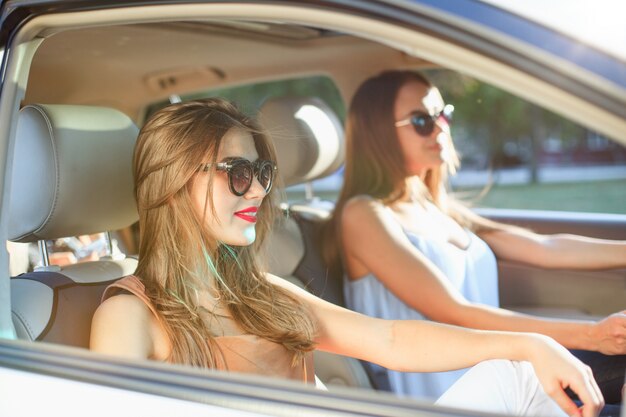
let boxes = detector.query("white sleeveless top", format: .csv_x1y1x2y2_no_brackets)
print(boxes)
344,228,499,400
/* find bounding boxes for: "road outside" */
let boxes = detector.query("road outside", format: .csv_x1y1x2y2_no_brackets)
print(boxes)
287,165,626,215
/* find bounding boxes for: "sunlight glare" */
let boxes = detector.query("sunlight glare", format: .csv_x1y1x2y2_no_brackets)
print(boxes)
481,0,626,60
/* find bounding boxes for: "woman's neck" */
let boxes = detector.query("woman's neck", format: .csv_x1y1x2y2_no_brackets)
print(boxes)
396,176,428,203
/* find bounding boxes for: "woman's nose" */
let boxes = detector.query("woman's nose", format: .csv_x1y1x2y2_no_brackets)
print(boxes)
245,175,267,199
434,116,450,136
428,119,444,138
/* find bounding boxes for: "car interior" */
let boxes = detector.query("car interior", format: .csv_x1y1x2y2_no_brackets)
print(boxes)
2,2,625,400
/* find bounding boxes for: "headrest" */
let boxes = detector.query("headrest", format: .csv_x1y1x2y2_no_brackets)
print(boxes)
8,104,139,243
258,96,344,187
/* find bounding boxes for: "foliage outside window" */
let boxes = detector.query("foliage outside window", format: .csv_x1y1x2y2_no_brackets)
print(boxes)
145,76,344,122
427,70,626,215
146,72,625,215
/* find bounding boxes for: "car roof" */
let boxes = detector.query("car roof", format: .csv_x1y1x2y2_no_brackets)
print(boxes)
481,0,626,61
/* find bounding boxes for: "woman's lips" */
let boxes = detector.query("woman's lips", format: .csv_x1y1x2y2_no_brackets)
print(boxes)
234,207,258,223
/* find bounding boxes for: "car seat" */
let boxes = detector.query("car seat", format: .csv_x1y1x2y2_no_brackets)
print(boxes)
259,96,376,389
258,96,346,304
8,104,139,347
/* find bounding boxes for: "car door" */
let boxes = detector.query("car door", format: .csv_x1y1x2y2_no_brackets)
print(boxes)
474,208,626,320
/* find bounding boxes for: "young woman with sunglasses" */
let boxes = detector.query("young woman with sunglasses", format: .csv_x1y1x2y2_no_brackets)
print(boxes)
90,98,605,417
323,70,626,406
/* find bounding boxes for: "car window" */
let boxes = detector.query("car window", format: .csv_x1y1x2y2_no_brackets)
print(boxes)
7,233,129,275
425,69,626,215
303,69,626,215
145,75,345,121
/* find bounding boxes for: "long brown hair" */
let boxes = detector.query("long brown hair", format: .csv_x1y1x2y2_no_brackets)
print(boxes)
133,98,315,368
323,70,497,277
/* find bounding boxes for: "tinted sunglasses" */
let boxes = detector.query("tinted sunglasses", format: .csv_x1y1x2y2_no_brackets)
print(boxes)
201,157,277,196
394,104,454,137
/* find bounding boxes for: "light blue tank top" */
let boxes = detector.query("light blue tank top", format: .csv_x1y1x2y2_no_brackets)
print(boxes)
344,228,499,400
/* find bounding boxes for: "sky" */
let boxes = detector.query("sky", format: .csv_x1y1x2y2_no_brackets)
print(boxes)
480,0,626,60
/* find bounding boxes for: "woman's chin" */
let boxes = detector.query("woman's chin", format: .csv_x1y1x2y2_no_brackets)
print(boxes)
218,228,257,247
242,227,257,245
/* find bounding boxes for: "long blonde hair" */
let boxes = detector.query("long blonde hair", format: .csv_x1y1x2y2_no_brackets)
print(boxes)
323,70,499,277
133,98,315,367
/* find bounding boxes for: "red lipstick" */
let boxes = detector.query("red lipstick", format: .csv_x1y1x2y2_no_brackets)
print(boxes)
234,206,258,223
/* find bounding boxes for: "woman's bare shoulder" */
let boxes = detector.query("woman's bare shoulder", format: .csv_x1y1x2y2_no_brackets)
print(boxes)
90,294,155,359
343,195,385,217
340,195,404,253
95,293,152,319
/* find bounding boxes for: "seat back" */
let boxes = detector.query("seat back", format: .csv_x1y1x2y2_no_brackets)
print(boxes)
259,96,375,389
258,96,345,305
8,104,139,347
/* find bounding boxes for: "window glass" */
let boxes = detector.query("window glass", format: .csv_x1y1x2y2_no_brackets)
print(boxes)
428,69,626,215
145,76,344,122
146,71,626,214
7,233,128,275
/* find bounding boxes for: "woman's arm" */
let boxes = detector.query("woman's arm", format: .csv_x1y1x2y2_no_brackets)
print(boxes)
479,227,626,270
268,274,603,417
339,196,626,354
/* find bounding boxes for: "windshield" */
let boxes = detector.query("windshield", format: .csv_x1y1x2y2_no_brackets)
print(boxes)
481,0,626,60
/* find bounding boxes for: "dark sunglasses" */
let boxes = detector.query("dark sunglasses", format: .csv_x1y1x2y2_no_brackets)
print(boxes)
201,157,277,197
394,104,454,137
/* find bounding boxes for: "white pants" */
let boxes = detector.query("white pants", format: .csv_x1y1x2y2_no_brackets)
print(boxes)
436,360,567,417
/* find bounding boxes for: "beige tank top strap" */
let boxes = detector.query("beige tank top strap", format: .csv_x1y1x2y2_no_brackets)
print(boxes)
102,275,160,319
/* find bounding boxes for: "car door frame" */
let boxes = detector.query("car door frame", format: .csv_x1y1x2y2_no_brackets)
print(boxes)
0,0,625,413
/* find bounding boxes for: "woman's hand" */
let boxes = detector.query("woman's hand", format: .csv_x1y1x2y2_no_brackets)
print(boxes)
587,311,626,355
528,335,604,417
